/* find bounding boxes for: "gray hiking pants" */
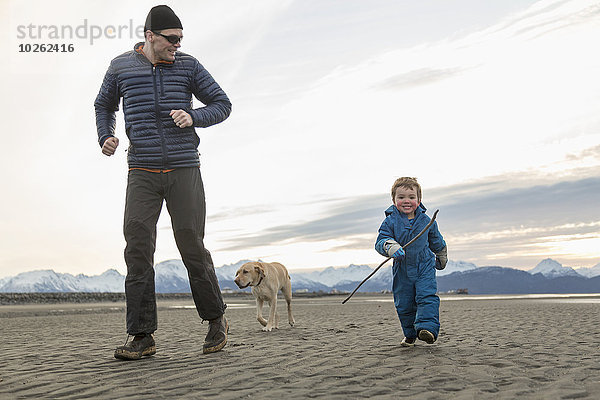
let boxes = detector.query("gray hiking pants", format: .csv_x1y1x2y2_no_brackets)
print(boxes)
123,167,226,335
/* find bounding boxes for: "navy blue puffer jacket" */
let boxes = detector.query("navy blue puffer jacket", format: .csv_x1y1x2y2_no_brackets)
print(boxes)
94,43,232,169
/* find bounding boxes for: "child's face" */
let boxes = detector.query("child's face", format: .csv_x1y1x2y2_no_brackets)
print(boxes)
394,186,419,219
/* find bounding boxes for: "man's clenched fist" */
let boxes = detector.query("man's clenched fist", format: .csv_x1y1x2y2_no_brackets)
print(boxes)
102,137,119,156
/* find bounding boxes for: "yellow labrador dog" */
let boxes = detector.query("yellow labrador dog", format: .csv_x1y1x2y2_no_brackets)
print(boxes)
234,261,295,331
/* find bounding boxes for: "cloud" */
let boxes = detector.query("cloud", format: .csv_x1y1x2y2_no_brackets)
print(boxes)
436,176,600,231
566,145,600,161
208,205,276,222
4,0,600,277
214,196,385,251
373,67,467,91
510,0,600,39
213,174,600,268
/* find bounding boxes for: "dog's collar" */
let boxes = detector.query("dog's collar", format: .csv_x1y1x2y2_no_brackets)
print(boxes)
256,275,264,287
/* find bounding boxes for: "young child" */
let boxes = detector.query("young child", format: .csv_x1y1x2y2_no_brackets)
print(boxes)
375,177,447,347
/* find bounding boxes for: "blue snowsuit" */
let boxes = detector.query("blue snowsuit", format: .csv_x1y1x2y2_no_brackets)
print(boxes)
375,204,446,339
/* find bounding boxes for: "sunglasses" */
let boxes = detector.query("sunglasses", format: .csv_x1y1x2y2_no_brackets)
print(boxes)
152,31,183,45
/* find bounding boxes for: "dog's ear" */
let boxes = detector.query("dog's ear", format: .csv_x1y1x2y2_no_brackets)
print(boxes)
254,264,265,278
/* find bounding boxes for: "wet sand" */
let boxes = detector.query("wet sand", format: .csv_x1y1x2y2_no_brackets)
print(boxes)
1,295,599,399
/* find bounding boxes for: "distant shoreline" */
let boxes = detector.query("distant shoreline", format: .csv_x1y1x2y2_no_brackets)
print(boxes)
2,291,599,305
0,291,364,305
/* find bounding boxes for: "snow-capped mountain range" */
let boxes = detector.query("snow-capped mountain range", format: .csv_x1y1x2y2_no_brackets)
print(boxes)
0,258,598,294
0,269,125,293
528,258,582,278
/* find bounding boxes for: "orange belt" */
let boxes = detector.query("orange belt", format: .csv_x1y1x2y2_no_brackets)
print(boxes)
129,168,175,173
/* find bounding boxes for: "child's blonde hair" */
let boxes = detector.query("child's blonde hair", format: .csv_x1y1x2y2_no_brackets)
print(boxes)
391,177,422,202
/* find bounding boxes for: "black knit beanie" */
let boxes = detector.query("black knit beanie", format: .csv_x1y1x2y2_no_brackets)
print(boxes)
144,5,183,31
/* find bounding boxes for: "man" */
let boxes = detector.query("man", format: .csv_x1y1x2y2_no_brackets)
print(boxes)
94,5,232,359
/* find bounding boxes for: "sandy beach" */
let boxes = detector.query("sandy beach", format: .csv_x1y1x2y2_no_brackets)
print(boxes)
1,294,599,399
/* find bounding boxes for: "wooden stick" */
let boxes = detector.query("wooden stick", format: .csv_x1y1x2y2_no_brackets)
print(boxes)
341,209,439,304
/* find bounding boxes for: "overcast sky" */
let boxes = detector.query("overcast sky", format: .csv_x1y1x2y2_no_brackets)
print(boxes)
1,0,599,278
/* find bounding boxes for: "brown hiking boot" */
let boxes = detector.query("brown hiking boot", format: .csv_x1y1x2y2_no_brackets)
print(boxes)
418,329,436,344
203,315,228,354
114,334,156,360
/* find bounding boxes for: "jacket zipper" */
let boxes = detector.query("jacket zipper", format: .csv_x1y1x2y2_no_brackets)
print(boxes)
152,65,169,168
159,68,165,98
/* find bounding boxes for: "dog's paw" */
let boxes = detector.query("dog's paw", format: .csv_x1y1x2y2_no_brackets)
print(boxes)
262,326,273,332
